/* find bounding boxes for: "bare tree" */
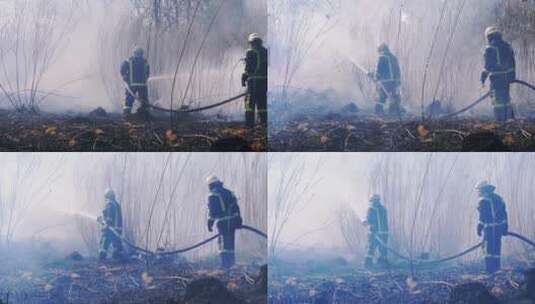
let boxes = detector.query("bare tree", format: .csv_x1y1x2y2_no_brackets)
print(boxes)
0,0,76,112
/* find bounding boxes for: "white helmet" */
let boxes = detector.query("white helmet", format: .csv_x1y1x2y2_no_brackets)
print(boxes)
475,181,495,192
206,175,222,186
248,33,262,43
369,194,381,202
485,26,501,39
133,47,144,58
378,43,389,53
104,188,116,200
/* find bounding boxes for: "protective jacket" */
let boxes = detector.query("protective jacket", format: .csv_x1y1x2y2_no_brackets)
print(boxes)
366,201,389,234
484,38,516,86
121,57,150,87
375,50,401,86
102,198,123,231
244,46,268,82
477,193,508,238
208,185,242,231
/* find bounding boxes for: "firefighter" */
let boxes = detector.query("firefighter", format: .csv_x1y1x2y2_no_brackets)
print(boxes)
369,43,401,116
242,33,268,128
120,47,150,116
481,26,516,122
206,176,243,269
98,188,124,261
362,194,389,268
476,181,508,273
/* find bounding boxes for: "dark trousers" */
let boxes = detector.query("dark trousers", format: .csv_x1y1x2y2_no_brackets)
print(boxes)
125,85,148,114
376,82,401,116
483,228,502,273
99,228,123,260
217,224,237,269
246,79,267,128
490,80,513,122
365,232,388,267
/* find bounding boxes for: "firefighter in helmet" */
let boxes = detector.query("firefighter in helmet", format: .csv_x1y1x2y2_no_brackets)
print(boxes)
481,26,516,122
369,43,401,117
98,188,124,261
206,176,243,269
120,47,150,116
242,33,268,128
475,181,508,273
363,194,389,268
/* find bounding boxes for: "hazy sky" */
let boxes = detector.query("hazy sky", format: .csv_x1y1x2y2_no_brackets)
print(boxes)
0,152,266,256
268,153,535,258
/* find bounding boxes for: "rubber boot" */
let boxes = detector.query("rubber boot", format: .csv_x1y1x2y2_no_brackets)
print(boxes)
375,103,385,116
112,249,124,261
364,256,373,269
388,102,401,118
220,253,232,269
99,251,107,262
378,256,389,268
485,257,500,273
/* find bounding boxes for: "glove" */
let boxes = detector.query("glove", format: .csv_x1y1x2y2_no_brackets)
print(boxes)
480,71,489,85
477,223,483,237
236,216,243,229
207,219,214,232
241,74,248,87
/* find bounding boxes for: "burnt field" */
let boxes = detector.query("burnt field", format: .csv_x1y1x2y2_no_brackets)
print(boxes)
0,109,266,152
0,252,267,304
268,115,535,152
268,259,535,304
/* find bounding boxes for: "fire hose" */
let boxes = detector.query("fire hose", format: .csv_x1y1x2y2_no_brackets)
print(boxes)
149,93,247,114
439,80,535,119
105,224,266,256
372,230,535,266
507,231,535,248
346,58,399,103
123,81,247,114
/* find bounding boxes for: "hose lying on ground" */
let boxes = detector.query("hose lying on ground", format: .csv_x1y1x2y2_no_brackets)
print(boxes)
123,81,247,114
439,79,535,119
439,92,491,120
373,230,535,266
106,224,266,256
149,92,247,114
241,224,268,239
514,79,535,92
373,235,483,265
507,231,535,248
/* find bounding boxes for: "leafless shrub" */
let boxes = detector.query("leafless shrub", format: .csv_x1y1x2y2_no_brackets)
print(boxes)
73,153,266,261
0,0,76,112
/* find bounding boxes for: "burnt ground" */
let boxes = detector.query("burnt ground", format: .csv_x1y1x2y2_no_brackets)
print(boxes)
0,253,267,304
268,115,535,152
0,109,266,152
269,259,535,304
